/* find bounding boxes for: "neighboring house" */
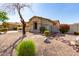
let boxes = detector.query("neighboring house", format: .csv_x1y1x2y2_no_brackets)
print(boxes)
0,22,22,30
25,16,60,33
4,22,22,30
69,23,79,33
0,23,2,28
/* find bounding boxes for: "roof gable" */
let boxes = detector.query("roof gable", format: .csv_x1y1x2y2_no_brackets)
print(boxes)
28,16,59,23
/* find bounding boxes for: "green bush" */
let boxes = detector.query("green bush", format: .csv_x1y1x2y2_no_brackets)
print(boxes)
0,28,8,32
74,32,79,35
13,27,17,30
44,30,50,37
40,27,46,33
16,39,36,56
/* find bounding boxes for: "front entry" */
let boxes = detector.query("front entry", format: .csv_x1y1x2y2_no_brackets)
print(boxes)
33,22,37,30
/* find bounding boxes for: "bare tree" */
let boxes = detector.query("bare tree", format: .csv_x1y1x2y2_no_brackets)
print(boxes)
0,3,33,56
0,3,32,36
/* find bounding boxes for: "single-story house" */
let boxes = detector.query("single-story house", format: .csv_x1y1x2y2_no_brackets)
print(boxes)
0,23,2,28
7,22,22,30
0,22,22,30
25,16,60,33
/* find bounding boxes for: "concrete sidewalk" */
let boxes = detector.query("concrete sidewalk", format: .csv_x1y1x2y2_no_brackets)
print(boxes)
7,31,18,33
0,31,18,34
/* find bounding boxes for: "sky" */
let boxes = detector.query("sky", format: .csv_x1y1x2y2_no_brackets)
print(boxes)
2,3,79,24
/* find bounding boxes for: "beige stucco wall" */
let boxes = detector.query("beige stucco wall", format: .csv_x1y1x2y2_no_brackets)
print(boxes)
25,17,60,32
25,18,40,32
28,18,41,32
69,23,79,33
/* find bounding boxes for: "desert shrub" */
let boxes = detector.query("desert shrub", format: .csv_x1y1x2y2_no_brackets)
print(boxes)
13,27,17,30
17,25,21,27
59,24,70,34
2,22,9,28
0,28,8,32
40,27,46,33
16,39,36,56
44,30,50,37
74,32,79,35
17,27,22,30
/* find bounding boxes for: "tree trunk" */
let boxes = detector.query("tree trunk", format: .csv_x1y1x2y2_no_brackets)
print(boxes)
18,10,26,36
21,20,26,36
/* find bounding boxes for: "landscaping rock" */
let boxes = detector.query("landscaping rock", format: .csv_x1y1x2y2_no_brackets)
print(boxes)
44,38,51,43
